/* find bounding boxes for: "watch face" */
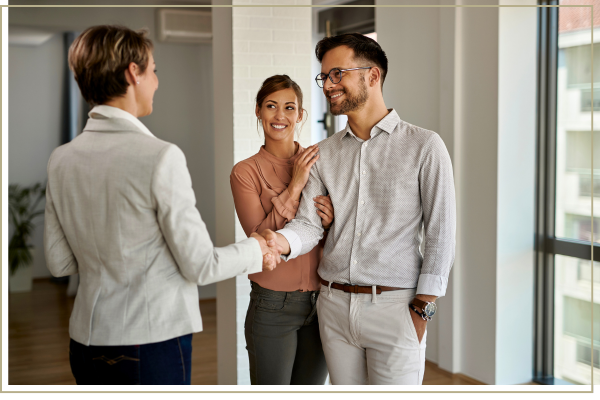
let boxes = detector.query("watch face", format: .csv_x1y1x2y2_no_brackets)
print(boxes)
423,302,437,317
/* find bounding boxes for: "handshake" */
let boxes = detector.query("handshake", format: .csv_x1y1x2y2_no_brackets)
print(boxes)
250,229,288,272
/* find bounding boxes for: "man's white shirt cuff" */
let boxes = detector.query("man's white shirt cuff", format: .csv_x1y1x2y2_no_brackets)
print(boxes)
277,228,302,261
416,274,448,297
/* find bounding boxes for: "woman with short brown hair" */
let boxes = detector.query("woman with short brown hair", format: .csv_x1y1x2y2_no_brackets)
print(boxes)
230,75,333,385
45,25,275,385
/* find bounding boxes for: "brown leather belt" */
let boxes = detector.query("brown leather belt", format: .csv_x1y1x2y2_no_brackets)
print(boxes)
320,278,411,295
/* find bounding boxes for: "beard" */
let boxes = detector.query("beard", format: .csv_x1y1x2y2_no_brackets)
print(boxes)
328,76,369,116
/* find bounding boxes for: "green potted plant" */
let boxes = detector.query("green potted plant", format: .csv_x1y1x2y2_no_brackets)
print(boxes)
9,183,46,293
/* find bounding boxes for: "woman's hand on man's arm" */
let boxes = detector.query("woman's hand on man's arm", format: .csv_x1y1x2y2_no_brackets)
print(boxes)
287,144,319,201
314,195,334,230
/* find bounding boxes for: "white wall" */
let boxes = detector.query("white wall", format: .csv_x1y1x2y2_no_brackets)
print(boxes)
376,0,537,384
9,33,65,278
8,6,217,300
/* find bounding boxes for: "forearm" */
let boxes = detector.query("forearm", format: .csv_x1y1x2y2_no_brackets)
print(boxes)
287,184,303,202
191,239,263,285
231,172,299,235
415,294,437,303
246,209,292,236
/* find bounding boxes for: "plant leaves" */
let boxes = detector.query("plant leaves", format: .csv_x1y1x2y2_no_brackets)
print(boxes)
8,182,47,273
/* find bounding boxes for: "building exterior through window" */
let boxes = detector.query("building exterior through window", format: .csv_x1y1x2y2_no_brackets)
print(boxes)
554,0,600,385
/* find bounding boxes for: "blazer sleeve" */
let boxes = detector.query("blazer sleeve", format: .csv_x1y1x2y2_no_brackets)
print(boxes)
152,144,263,285
44,156,79,277
230,163,299,237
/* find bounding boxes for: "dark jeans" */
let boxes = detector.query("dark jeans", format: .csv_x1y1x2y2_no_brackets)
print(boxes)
245,281,328,385
69,334,192,385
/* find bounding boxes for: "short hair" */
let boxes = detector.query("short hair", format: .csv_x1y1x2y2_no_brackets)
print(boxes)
315,33,388,88
255,75,307,132
68,25,154,105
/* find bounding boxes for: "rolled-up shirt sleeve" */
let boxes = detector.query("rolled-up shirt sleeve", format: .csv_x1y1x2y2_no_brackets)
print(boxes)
416,134,456,297
277,158,328,261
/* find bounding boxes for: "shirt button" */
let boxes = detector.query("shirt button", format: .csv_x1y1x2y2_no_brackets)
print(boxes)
360,200,365,205
353,260,357,265
356,232,361,236
362,171,366,175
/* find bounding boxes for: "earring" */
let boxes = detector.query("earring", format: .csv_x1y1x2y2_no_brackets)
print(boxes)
136,81,140,85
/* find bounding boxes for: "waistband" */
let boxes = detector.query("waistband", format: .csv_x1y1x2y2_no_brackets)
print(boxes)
250,281,319,301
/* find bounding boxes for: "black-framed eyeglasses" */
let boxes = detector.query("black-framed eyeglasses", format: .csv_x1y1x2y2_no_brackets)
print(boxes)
315,67,372,88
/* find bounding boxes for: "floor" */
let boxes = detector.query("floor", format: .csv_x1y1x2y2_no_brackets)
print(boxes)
8,279,483,386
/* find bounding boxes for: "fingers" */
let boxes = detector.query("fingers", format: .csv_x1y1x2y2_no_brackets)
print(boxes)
262,229,278,250
262,244,280,271
313,195,332,207
314,195,333,229
262,252,276,271
314,201,332,218
259,229,282,263
251,231,279,271
272,242,285,264
307,154,320,168
297,144,319,165
250,232,266,246
313,195,333,215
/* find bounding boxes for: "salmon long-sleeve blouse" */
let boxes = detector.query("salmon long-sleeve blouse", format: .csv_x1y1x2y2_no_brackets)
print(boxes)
230,143,324,292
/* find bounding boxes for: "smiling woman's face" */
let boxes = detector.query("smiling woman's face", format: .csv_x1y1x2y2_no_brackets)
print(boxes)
256,88,302,143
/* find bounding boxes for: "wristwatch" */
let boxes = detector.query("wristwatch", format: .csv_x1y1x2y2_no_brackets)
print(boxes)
411,298,437,320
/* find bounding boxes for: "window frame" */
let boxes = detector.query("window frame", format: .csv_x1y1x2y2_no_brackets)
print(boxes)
535,0,599,384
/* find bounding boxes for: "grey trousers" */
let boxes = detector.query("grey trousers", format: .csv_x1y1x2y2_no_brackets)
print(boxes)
244,281,328,385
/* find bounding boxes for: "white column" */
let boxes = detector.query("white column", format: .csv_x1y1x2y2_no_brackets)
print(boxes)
495,1,537,385
215,0,313,385
212,0,238,385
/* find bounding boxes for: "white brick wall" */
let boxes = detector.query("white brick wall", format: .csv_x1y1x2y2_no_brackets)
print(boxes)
231,0,312,385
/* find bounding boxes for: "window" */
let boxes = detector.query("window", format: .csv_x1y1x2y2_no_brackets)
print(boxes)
315,0,376,138
536,0,600,385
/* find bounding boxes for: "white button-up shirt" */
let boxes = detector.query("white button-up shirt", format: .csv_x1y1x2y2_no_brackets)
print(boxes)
279,109,456,296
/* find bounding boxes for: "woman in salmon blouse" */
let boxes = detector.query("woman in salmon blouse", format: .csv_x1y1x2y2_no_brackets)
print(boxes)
230,75,333,385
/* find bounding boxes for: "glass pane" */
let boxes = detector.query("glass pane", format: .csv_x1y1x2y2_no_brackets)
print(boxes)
554,254,600,384
556,1,600,243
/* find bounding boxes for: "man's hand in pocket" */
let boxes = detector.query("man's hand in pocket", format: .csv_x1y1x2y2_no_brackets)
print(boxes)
410,294,437,343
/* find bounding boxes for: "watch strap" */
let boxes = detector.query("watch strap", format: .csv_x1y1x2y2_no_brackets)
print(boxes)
409,303,430,321
411,298,428,310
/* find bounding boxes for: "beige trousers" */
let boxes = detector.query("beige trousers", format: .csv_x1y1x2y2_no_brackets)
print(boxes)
316,284,426,385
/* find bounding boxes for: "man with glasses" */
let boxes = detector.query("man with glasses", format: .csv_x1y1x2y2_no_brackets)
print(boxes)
261,33,456,385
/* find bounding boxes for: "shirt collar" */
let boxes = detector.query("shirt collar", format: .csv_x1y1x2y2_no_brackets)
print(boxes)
88,105,155,137
340,108,400,142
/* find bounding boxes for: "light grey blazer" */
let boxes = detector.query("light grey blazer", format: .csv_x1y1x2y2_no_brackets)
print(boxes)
44,115,262,346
